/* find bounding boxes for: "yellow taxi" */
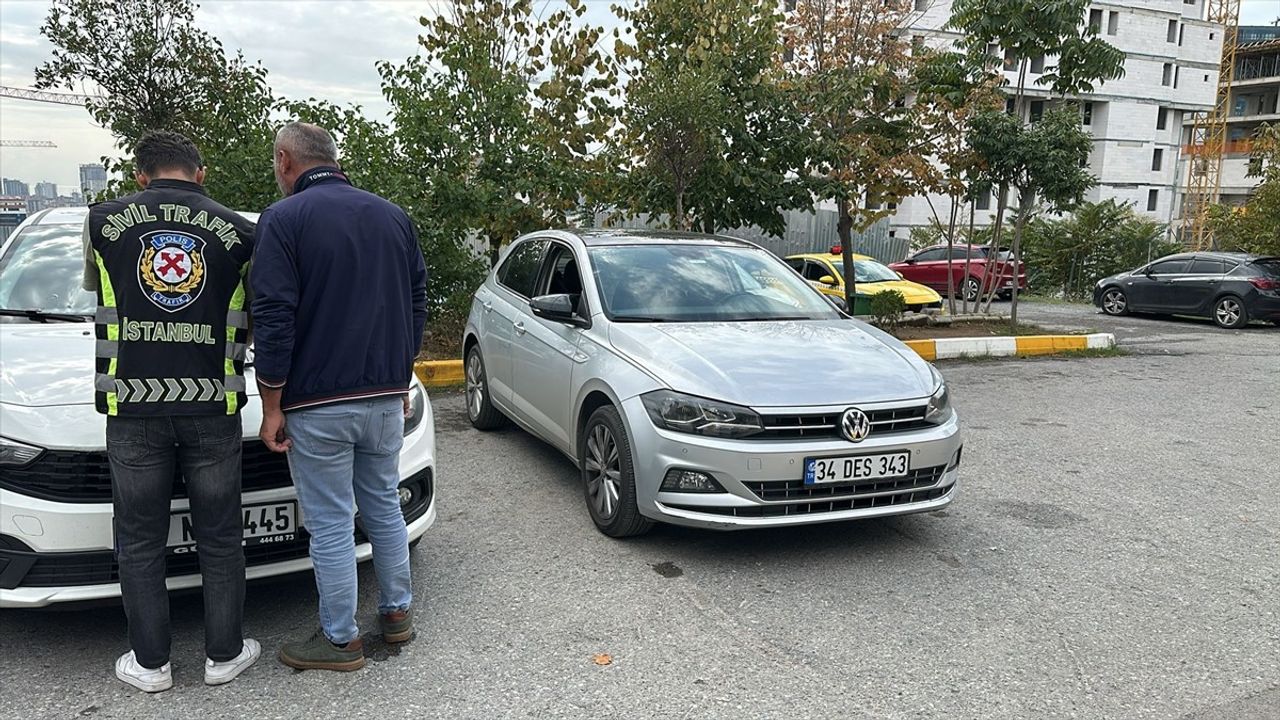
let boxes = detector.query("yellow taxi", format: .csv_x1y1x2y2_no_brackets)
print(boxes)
784,252,943,313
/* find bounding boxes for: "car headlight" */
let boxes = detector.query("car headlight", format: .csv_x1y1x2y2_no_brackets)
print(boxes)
924,367,953,425
403,383,427,436
641,390,762,438
0,436,43,467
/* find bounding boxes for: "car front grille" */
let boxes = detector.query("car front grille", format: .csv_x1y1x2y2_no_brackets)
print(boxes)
665,463,951,518
0,442,294,502
756,405,931,440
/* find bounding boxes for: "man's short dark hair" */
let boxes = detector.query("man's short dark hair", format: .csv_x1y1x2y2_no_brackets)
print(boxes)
134,131,203,176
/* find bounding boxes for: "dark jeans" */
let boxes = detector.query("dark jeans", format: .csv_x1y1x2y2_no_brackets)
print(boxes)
107,414,245,668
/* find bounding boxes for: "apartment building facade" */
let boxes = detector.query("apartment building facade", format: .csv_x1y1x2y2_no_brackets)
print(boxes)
887,0,1222,246
1202,27,1280,207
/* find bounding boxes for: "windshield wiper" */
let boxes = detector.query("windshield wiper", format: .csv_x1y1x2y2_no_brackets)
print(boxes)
610,315,668,323
0,308,94,323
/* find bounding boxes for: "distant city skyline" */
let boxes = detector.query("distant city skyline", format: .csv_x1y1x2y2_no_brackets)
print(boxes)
1,167,103,197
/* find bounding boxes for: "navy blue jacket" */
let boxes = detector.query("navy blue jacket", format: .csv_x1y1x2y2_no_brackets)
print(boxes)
250,167,428,411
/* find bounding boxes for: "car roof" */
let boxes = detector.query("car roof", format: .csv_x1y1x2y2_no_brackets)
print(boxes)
787,252,877,262
1155,252,1258,263
538,228,756,248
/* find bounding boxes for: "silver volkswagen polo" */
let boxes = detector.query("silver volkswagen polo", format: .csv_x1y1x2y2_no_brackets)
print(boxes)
463,230,961,537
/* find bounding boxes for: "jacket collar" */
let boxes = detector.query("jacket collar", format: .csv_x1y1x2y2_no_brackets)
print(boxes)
145,178,208,196
293,166,350,195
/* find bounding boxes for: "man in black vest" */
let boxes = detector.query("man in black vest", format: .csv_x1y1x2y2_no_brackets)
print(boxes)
83,131,259,692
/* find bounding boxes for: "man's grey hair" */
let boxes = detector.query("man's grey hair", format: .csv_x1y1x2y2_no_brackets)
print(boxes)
276,122,339,165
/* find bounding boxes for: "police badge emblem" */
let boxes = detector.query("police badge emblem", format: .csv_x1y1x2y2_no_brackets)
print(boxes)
139,230,207,312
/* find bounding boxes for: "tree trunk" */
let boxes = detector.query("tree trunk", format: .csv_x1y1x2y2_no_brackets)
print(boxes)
837,195,857,314
962,198,976,314
1009,190,1033,328
944,194,960,316
674,191,686,231
981,183,1009,314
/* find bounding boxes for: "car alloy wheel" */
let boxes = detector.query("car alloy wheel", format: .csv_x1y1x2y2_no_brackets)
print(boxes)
1102,288,1128,316
1214,296,1247,329
579,405,652,537
464,346,506,430
963,277,981,302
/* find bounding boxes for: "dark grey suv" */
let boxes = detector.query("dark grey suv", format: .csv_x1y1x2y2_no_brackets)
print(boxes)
1093,253,1280,329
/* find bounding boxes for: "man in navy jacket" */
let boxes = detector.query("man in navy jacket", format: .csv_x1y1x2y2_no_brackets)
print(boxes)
251,122,427,671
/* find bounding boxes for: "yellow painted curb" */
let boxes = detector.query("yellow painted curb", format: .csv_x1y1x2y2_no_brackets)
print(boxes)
1013,334,1089,356
415,359,464,387
903,339,937,360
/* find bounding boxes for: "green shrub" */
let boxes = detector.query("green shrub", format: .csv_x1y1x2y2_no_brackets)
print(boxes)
869,290,907,329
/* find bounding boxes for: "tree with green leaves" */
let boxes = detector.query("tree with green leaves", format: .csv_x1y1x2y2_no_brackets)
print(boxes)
782,0,933,312
969,106,1095,323
35,0,277,210
379,0,615,266
614,0,809,234
948,0,1125,321
1210,123,1280,256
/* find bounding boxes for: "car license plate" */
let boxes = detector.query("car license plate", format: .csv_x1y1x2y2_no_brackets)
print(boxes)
167,501,298,548
804,452,910,485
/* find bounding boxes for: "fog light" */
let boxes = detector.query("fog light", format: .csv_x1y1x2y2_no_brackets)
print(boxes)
398,486,414,506
660,469,724,493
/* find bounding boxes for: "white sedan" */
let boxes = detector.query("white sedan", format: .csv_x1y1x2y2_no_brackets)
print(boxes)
0,207,437,608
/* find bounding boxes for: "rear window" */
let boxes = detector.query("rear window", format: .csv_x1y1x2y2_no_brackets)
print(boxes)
1250,259,1280,278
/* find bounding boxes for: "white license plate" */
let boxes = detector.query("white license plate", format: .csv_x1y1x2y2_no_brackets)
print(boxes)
167,501,299,548
804,452,910,485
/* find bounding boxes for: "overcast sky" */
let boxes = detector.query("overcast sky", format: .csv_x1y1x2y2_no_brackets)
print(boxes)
1,0,1277,193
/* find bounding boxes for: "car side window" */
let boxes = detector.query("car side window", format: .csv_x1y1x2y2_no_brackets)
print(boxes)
537,243,588,314
949,249,975,260
1188,259,1225,275
785,258,806,273
803,261,832,282
497,239,549,298
1148,259,1190,275
913,249,946,262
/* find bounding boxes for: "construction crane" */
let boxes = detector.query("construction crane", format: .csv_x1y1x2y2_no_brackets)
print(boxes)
0,86,94,106
0,140,57,148
1181,0,1242,250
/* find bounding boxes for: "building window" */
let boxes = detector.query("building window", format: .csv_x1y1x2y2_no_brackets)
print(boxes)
1162,64,1173,86
1210,31,1215,40
1147,189,1159,212
1089,9,1102,32
1248,157,1263,175
1082,102,1093,126
1152,148,1164,171
912,35,925,51
1167,20,1178,43
1005,97,1016,114
889,229,897,238
914,0,927,10
1003,48,1017,71
1107,11,1118,36
1184,0,1195,4
785,0,797,10
1030,100,1045,122
1157,107,1169,129
1030,55,1045,73
1174,66,1180,88
1179,24,1185,46
975,191,991,210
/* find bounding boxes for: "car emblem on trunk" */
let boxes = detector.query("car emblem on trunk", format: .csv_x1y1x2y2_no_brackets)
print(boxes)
840,408,870,443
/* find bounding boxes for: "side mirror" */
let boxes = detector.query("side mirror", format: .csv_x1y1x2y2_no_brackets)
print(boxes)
902,258,916,264
530,294,587,327
818,275,839,287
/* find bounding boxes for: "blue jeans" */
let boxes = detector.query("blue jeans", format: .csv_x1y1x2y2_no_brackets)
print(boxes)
286,397,411,644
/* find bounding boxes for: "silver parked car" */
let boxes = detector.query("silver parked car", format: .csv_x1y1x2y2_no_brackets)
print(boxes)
463,230,961,537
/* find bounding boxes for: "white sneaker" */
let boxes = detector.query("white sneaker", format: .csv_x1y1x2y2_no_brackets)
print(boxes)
114,651,173,693
204,639,262,686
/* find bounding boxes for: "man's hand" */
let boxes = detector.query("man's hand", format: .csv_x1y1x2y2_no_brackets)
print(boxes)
260,409,292,453
403,394,412,419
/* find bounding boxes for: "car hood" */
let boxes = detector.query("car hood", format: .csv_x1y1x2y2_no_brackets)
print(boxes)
607,320,935,408
0,324,259,407
851,280,941,304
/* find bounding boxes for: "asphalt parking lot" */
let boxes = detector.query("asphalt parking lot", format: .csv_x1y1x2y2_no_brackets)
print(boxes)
1,303,1276,720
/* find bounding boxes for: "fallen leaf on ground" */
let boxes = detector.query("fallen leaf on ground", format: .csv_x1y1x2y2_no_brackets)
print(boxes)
592,653,613,666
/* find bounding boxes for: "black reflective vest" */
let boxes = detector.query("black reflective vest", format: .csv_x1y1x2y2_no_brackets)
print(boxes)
87,179,255,416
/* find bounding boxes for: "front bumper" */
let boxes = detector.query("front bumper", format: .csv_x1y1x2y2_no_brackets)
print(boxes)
620,397,961,530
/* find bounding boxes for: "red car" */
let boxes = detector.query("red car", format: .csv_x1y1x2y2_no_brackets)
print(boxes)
889,244,1027,302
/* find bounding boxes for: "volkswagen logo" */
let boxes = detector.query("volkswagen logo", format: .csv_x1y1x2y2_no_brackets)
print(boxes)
840,408,871,443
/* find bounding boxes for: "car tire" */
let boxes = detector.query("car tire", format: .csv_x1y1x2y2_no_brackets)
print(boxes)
1213,295,1249,329
580,405,653,538
1100,287,1129,316
962,277,981,303
464,346,506,430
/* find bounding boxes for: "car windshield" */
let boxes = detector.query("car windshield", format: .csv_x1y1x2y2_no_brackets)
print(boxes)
589,244,839,322
853,259,900,283
0,225,96,321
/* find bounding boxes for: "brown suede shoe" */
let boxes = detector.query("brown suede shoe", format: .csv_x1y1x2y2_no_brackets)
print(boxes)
278,629,365,672
379,608,414,643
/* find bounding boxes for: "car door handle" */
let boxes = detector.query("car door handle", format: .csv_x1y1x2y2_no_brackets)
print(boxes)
513,321,526,336
482,300,493,313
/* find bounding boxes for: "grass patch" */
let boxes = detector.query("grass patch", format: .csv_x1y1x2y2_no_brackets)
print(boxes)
1016,293,1091,306
937,345,1127,363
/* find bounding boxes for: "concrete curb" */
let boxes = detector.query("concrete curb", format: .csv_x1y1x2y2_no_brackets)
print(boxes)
414,333,1117,387
904,333,1116,361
